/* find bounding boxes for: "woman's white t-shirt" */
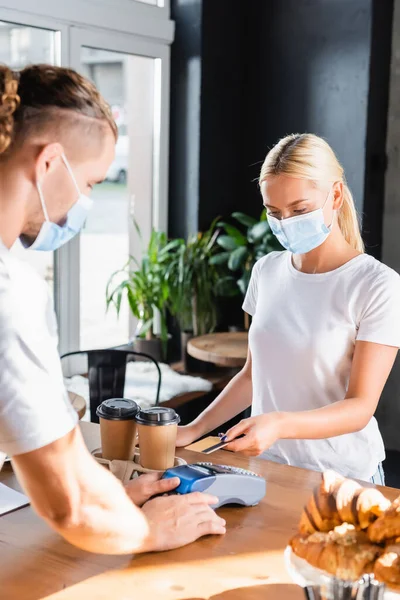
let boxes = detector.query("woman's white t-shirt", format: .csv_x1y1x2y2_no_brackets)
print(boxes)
242,251,400,480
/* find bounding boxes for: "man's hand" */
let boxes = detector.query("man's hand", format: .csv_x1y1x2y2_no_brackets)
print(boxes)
222,413,284,456
125,473,181,507
141,492,226,552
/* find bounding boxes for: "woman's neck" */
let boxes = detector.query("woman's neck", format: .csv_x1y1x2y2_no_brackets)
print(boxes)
291,227,361,274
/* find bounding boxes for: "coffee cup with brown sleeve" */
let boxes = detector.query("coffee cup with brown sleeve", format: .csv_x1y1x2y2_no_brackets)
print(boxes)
135,407,180,470
96,398,139,461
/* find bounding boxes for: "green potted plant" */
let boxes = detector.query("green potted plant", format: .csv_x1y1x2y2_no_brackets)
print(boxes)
168,220,221,370
106,224,179,362
211,210,282,329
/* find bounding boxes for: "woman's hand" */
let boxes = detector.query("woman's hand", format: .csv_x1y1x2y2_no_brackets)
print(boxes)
125,472,180,507
175,424,199,448
222,413,285,456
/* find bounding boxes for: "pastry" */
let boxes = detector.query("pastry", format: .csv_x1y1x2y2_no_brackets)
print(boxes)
291,472,395,585
290,530,329,568
374,543,400,590
299,471,344,535
335,479,362,525
291,523,381,581
357,488,391,530
317,470,345,521
299,506,318,535
299,471,390,535
291,531,328,566
369,498,400,543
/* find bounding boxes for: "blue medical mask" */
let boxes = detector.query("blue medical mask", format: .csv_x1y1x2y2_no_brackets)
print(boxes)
24,154,94,252
267,188,334,254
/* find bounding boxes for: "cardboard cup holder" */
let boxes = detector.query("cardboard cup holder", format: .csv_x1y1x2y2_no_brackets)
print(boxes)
91,447,186,483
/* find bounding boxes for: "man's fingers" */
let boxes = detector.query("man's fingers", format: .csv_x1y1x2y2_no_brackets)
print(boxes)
197,520,226,536
186,491,219,505
153,476,180,493
194,508,226,534
190,506,226,524
139,472,161,483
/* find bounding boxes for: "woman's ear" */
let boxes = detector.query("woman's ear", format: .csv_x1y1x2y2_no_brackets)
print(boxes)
332,181,344,211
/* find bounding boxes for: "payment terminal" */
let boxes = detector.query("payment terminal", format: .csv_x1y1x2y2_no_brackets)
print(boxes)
161,462,266,508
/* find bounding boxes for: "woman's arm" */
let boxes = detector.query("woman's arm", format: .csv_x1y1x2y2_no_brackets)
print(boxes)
176,347,253,447
225,341,398,455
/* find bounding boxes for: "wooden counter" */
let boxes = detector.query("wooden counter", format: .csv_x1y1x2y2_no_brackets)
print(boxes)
1,422,398,600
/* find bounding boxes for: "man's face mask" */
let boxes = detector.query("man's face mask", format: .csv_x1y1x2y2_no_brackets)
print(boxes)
22,154,93,252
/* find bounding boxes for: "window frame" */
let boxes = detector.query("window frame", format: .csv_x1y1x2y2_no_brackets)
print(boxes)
0,0,173,353
67,26,170,350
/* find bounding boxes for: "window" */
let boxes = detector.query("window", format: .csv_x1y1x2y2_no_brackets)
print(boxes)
136,0,161,5
0,1,172,354
0,21,60,300
79,48,158,349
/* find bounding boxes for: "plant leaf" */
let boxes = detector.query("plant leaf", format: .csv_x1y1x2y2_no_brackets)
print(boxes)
248,220,270,243
209,251,231,265
137,318,153,338
232,212,258,228
218,223,247,246
228,246,249,271
216,235,239,251
132,218,143,240
127,287,140,319
237,275,249,296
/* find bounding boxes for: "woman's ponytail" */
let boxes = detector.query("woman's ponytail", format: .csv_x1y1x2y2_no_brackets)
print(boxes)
338,185,364,253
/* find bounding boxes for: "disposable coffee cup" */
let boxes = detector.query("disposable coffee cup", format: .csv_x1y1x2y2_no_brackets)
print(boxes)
135,407,181,470
96,398,139,461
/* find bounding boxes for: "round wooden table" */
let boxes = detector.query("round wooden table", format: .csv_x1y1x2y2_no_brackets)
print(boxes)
187,331,248,368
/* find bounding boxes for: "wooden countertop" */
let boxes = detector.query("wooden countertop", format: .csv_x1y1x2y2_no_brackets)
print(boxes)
1,422,398,600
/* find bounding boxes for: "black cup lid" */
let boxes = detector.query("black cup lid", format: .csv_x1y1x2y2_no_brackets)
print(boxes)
135,407,180,426
96,398,139,421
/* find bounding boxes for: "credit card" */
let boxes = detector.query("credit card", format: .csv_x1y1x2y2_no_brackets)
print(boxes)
202,434,244,454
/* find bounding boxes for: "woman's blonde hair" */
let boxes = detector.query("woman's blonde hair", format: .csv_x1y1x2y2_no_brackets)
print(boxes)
259,133,364,253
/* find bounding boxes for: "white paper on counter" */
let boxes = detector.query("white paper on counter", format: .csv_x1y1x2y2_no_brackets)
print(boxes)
0,482,29,516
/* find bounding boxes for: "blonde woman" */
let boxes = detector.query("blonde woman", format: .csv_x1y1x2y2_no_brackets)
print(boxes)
177,133,400,484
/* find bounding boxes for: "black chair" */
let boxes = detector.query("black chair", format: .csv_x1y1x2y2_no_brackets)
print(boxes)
61,349,162,424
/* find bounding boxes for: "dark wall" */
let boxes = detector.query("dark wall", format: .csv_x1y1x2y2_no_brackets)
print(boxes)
169,0,393,257
244,0,372,213
168,0,203,239
362,0,394,257
198,1,248,231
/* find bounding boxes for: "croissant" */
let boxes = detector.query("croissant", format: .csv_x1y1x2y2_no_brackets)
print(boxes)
368,497,400,543
335,479,363,525
299,471,389,535
374,543,400,589
291,523,382,581
299,470,344,535
357,488,391,530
